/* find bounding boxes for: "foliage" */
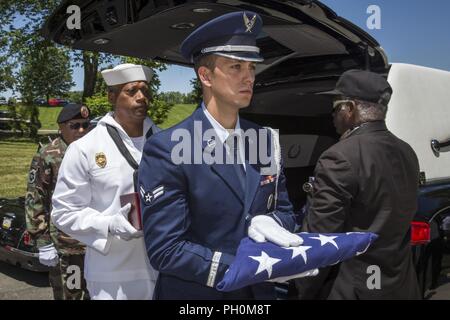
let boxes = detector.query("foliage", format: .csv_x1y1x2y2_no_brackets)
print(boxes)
0,0,62,93
0,1,173,124
189,77,203,105
0,37,14,92
85,93,112,118
0,1,112,102
72,51,114,101
93,70,109,96
5,103,41,139
64,91,84,104
158,91,187,105
149,99,173,125
18,41,74,104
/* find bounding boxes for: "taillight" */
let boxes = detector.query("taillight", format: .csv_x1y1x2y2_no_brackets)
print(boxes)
411,221,430,245
22,231,32,246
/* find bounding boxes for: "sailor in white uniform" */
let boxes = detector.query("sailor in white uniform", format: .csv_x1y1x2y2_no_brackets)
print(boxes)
51,63,160,300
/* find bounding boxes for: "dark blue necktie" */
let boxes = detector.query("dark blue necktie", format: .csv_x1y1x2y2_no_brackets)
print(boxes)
227,134,246,191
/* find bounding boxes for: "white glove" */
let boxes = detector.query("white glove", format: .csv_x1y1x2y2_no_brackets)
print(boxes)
108,203,142,241
38,244,59,267
248,215,303,247
268,269,319,284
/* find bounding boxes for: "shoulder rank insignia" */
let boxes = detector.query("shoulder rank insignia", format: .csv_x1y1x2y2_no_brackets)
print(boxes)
95,152,107,168
140,185,165,205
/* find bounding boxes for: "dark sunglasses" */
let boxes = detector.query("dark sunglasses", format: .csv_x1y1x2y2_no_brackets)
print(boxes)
68,121,90,130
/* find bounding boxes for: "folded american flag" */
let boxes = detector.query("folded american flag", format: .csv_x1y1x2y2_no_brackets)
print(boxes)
216,232,378,292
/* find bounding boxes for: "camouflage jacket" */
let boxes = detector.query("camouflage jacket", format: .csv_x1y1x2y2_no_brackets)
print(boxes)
25,137,85,255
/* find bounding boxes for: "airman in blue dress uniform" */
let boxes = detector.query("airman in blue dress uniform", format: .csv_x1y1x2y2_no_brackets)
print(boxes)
138,11,303,299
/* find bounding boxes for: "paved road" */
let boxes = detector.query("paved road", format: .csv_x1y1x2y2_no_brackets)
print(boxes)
428,275,450,300
1,256,450,300
427,254,450,300
0,261,52,300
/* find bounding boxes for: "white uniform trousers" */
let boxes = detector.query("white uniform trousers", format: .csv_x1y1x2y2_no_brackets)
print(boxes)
87,279,156,300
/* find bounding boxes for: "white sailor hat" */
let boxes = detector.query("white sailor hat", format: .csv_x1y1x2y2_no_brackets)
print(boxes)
180,11,264,63
101,63,153,86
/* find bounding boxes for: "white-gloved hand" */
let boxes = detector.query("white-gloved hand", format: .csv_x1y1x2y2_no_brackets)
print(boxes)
248,215,303,247
108,203,142,241
38,244,59,267
268,269,319,284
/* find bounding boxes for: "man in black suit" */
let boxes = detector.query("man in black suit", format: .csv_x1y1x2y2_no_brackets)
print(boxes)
295,70,421,299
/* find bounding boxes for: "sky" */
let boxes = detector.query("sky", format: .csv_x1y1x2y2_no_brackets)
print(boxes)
5,0,450,97
320,0,450,71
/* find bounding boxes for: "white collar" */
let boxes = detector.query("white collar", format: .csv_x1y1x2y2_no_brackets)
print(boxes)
201,102,241,144
98,112,151,152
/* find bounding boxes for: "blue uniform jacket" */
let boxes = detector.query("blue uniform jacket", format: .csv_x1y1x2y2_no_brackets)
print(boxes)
138,106,297,299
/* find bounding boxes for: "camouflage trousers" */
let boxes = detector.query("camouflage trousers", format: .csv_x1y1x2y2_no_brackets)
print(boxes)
48,254,89,300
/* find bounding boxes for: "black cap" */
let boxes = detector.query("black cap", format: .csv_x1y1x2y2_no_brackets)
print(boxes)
57,103,91,124
323,70,393,105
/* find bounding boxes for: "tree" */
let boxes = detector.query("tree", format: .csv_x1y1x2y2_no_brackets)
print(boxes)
94,70,109,96
0,1,64,139
64,91,83,104
1,1,173,126
0,0,64,100
189,77,203,105
82,51,99,100
158,91,186,105
18,40,74,104
15,39,74,140
71,50,114,101
0,1,111,102
85,93,112,118
0,37,14,92
183,92,197,104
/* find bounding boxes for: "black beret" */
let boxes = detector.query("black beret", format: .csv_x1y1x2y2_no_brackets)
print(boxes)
57,104,91,123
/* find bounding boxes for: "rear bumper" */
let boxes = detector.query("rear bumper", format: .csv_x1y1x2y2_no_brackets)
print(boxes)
0,245,49,272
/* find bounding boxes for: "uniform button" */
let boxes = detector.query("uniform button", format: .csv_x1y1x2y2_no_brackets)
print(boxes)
303,182,313,193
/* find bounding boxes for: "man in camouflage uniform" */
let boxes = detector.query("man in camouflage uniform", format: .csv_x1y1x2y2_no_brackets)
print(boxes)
25,103,91,300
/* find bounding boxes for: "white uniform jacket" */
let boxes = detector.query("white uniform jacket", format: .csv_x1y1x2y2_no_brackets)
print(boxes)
51,112,158,283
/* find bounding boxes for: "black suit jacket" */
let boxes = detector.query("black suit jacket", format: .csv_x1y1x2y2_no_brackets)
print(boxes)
296,121,421,300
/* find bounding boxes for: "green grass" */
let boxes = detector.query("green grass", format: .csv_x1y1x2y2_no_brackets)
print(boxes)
160,104,196,129
0,138,39,198
2,104,196,130
38,106,63,130
37,104,196,130
0,105,62,130
0,104,196,198
36,104,195,130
